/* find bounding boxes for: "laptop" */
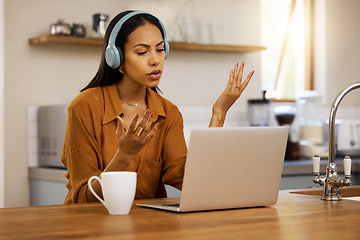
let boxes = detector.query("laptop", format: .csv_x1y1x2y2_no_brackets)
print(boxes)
137,126,289,212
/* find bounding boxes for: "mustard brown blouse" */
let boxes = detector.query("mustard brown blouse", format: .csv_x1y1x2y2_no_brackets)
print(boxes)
61,84,187,204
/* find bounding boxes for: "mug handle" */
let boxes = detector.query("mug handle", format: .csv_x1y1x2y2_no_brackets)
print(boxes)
88,176,106,206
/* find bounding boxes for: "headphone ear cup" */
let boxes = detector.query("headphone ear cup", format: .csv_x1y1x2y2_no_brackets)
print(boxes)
117,46,124,67
164,40,170,59
105,46,121,69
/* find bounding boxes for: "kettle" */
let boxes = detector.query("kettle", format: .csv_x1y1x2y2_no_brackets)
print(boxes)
71,24,86,37
49,19,71,36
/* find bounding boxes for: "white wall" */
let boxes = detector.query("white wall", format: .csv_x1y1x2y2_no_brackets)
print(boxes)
129,0,262,106
0,0,4,208
314,0,360,107
3,0,261,207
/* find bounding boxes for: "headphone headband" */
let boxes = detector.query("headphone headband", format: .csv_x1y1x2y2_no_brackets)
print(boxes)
105,11,169,69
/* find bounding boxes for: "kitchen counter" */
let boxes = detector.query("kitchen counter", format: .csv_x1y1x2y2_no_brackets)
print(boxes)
1,188,360,239
29,166,67,183
28,158,360,206
29,158,360,183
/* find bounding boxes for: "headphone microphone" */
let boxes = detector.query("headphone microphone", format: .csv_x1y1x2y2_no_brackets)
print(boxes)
105,11,170,69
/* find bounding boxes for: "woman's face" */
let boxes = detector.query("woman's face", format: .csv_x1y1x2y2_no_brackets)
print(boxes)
122,22,165,89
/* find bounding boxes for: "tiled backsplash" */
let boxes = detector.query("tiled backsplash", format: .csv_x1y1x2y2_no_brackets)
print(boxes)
28,105,360,167
27,106,39,167
179,106,248,144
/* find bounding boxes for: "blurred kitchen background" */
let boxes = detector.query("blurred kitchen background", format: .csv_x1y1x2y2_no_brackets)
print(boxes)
0,0,359,208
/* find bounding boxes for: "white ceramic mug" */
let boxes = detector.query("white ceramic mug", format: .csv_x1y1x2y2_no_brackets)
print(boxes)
88,171,137,215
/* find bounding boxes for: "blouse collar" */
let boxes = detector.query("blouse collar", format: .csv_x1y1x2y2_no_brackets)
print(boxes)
102,84,166,125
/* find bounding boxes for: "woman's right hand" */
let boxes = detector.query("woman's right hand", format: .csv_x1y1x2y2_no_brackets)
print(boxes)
89,110,159,201
115,109,159,159
104,110,159,172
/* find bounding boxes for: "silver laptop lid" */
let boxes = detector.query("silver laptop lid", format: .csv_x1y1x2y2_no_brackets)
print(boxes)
179,126,289,212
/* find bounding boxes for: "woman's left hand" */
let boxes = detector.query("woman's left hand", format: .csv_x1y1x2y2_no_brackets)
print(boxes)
209,62,254,127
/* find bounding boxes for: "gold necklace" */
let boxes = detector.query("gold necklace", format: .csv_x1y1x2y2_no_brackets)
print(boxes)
119,95,143,107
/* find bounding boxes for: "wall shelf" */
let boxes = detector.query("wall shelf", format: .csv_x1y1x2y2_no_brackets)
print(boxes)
28,35,266,53
169,42,266,53
29,35,103,46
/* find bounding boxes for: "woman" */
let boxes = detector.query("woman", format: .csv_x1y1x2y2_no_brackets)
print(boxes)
61,10,254,204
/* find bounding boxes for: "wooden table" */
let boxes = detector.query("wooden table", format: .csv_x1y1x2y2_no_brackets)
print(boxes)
1,189,360,239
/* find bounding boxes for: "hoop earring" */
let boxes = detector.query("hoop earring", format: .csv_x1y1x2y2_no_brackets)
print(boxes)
119,66,125,74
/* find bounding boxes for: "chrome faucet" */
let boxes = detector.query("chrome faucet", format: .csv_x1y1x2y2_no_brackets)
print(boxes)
313,82,360,200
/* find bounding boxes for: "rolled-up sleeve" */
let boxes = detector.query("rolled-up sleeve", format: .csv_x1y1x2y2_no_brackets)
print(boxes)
61,103,103,204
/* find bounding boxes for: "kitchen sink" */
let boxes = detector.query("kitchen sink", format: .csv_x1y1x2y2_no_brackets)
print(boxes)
290,185,360,198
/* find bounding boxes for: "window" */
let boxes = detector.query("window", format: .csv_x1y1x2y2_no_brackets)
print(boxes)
261,0,313,100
